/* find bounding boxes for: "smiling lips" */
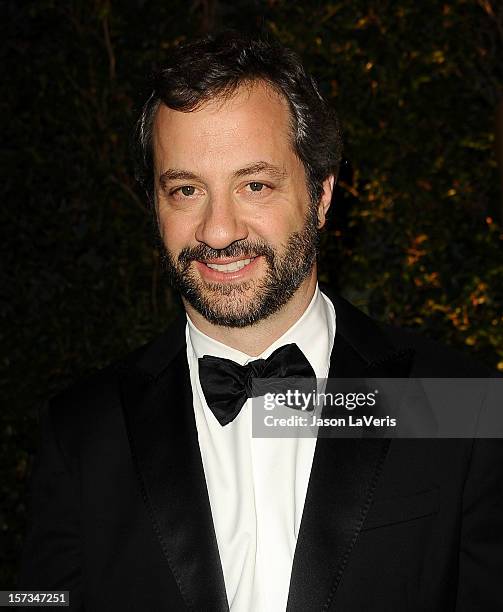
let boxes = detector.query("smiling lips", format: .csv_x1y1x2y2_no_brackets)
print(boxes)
196,255,258,280
205,257,254,273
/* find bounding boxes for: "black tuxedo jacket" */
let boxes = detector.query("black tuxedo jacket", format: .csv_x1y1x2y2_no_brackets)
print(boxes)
18,293,503,611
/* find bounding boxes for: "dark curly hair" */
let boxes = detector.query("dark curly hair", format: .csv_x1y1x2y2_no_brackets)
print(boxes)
134,31,343,206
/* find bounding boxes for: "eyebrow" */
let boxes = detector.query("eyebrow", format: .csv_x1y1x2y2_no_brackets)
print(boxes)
159,169,200,190
232,162,287,180
158,161,287,190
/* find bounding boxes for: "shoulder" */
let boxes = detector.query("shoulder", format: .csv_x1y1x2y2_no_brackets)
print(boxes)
324,288,494,377
378,322,494,377
46,315,187,443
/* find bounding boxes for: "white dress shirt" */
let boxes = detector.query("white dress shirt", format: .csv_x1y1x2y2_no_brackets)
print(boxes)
186,285,336,611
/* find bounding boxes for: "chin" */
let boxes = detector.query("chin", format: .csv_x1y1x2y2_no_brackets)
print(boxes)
185,279,302,328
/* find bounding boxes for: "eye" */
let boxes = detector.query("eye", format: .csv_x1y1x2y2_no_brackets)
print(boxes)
241,181,272,197
169,185,201,199
248,181,266,192
179,185,196,196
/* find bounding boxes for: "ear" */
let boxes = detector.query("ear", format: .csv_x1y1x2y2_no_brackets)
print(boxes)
317,175,335,229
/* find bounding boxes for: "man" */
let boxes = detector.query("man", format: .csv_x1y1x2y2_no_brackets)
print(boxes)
18,32,503,611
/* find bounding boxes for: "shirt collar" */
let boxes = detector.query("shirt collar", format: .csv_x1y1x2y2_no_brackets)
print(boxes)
187,284,335,379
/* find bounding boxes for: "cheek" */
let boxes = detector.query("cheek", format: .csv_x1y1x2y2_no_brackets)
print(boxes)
250,205,307,241
157,207,196,250
247,220,296,252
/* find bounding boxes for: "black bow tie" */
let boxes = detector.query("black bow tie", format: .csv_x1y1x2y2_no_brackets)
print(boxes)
198,343,316,426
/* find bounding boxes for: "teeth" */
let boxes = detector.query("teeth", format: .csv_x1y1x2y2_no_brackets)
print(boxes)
206,258,253,272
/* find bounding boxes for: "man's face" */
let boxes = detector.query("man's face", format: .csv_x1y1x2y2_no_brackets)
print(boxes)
152,81,331,327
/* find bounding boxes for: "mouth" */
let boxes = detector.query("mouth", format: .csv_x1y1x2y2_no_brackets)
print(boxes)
204,257,255,273
195,256,259,281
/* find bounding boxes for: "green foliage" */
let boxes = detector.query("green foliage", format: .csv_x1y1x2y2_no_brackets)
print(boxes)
268,0,503,365
1,0,502,587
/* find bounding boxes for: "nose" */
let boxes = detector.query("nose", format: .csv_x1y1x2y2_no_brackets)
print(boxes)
195,193,248,250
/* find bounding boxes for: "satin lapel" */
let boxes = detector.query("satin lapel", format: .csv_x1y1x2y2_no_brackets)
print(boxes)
120,342,229,612
287,437,390,611
287,295,415,611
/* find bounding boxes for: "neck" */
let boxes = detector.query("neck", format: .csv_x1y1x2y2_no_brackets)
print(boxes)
184,269,318,357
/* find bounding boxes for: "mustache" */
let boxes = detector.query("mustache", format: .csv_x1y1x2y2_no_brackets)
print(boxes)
177,240,276,266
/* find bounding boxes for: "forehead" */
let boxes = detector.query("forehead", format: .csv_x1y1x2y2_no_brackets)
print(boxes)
152,82,297,172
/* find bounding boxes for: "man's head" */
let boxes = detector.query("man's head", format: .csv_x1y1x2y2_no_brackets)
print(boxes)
134,32,343,328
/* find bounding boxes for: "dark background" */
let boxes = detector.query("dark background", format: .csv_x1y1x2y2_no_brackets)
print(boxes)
2,0,502,588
